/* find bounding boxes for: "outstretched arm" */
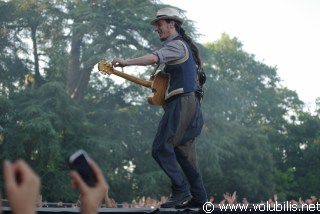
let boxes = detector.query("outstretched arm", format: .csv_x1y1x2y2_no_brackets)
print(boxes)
112,54,159,67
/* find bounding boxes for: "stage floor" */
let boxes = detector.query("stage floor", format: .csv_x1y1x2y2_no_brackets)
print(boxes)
2,207,204,214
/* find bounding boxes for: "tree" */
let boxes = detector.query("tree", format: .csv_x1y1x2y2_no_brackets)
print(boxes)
61,0,162,101
283,112,320,199
0,1,31,96
198,33,303,202
0,82,96,201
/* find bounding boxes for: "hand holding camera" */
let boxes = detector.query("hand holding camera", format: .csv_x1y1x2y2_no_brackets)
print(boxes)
69,150,108,214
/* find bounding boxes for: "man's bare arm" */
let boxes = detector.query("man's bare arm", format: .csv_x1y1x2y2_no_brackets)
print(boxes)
112,54,159,67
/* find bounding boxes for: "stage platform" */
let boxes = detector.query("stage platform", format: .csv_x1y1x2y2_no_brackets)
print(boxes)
1,207,205,214
2,206,314,213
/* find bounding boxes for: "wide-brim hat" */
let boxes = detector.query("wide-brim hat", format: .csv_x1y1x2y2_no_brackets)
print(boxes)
150,7,184,25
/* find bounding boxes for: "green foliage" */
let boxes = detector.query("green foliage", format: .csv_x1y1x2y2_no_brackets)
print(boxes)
199,34,279,201
273,168,298,201
288,114,320,199
84,74,166,202
0,82,95,201
199,34,312,202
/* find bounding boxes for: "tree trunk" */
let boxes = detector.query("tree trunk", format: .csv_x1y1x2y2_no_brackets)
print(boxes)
67,22,96,102
31,25,42,87
67,30,82,100
74,65,93,102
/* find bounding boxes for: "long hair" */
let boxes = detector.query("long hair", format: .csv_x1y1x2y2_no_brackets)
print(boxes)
173,22,206,100
174,23,202,73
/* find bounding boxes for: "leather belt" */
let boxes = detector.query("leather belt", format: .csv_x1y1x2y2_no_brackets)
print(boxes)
165,92,195,104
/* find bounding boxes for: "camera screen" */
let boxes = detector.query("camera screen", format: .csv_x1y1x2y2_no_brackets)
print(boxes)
71,154,97,187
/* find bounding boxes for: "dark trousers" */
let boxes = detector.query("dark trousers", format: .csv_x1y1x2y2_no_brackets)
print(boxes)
152,94,207,202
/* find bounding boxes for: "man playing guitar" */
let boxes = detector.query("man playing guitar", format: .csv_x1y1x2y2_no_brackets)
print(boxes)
111,7,207,209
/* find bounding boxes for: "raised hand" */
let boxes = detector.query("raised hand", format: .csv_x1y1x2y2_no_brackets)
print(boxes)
70,158,108,214
3,160,40,214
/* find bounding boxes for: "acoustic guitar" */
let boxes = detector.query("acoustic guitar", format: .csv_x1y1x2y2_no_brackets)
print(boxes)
97,60,168,106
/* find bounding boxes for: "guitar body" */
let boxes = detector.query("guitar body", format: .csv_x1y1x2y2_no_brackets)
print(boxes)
148,72,169,106
98,60,168,106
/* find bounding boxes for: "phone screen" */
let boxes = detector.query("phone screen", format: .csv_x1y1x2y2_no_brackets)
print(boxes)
69,150,97,187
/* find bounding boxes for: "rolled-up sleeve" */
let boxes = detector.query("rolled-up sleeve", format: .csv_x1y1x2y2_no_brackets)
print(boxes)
153,40,186,64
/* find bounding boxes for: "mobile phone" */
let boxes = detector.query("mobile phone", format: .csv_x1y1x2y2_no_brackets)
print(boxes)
69,149,97,187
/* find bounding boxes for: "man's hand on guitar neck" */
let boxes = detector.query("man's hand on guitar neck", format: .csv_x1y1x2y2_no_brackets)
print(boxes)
111,58,127,68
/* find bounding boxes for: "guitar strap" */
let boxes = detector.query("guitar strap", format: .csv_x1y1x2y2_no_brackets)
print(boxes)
151,63,165,76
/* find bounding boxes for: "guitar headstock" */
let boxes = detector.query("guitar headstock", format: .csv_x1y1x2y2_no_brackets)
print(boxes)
98,60,113,75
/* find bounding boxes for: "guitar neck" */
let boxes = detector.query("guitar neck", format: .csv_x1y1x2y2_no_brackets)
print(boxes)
111,68,152,88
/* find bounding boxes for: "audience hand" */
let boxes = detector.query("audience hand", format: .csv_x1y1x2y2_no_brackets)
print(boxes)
3,160,40,214
223,191,237,205
70,158,108,214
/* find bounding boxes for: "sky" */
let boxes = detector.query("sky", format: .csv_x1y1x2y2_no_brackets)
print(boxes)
161,0,320,112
